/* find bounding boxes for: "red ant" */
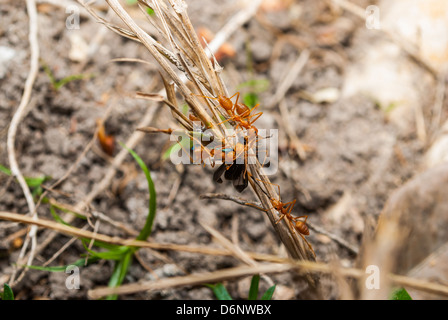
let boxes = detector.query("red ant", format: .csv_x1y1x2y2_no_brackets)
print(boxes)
196,92,263,134
251,178,315,257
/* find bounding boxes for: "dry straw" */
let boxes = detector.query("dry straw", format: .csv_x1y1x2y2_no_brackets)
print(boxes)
76,0,319,291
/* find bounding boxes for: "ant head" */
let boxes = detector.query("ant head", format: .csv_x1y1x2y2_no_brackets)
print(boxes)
271,198,281,208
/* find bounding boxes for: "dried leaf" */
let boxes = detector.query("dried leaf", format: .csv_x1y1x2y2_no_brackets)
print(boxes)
96,119,115,156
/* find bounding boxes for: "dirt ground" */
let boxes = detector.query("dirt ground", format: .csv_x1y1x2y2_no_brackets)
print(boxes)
0,0,445,300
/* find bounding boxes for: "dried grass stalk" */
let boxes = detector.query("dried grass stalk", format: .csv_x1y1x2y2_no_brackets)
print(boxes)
78,0,319,292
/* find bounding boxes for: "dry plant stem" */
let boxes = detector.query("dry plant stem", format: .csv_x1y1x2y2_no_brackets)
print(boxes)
7,0,39,285
9,102,114,285
206,0,263,56
0,210,279,261
42,224,89,267
266,49,310,109
278,98,307,160
248,160,320,300
13,102,159,284
15,0,250,273
202,193,359,255
360,213,408,299
104,0,220,136
83,0,317,290
307,223,359,256
135,91,192,131
249,162,315,261
88,260,448,300
2,210,448,299
206,219,276,288
200,222,257,267
430,72,447,141
414,98,427,143
36,0,98,17
31,0,254,269
200,192,263,209
89,263,294,299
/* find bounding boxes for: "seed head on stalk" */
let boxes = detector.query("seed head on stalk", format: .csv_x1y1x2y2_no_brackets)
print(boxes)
78,0,320,295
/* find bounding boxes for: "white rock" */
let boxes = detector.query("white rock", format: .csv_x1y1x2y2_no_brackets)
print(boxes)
0,46,16,79
68,33,89,62
381,0,448,71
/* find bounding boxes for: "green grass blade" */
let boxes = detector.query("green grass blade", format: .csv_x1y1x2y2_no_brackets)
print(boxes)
120,143,157,244
107,251,133,300
2,284,14,300
24,176,48,188
50,205,71,226
390,287,412,300
85,247,128,261
248,274,260,300
261,285,276,300
24,257,99,272
81,240,128,260
53,74,94,90
88,240,121,251
42,60,93,90
206,283,233,300
0,164,11,176
0,164,50,189
50,202,86,221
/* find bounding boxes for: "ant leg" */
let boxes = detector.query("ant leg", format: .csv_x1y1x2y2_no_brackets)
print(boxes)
229,92,240,100
216,115,238,127
246,104,261,117
248,112,263,126
232,92,240,106
275,213,286,224
282,213,315,257
297,232,316,258
291,215,308,223
194,93,218,100
234,92,242,113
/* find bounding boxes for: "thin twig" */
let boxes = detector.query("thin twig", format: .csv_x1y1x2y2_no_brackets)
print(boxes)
430,72,448,142
206,0,264,56
88,258,448,299
266,49,310,109
200,192,262,209
16,101,159,281
201,192,358,255
278,98,307,160
200,222,257,267
7,0,40,285
3,209,445,299
76,0,318,292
